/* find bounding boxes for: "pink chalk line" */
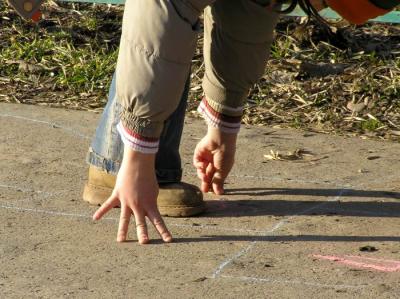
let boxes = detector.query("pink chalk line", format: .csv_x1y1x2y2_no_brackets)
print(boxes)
312,254,400,272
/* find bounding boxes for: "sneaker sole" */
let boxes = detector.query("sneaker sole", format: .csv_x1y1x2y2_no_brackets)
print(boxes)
158,203,206,217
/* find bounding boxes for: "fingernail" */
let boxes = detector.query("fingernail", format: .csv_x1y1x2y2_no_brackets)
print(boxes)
163,235,173,243
139,237,149,245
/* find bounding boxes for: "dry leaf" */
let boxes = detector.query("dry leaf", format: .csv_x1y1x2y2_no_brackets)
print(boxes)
264,149,282,161
347,101,366,113
264,148,315,161
390,130,400,136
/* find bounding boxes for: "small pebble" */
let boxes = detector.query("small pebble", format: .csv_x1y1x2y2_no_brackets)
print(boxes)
359,245,378,252
367,156,380,160
193,277,207,282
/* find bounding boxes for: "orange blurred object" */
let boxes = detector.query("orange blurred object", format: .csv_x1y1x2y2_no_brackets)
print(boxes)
326,0,390,24
31,10,41,22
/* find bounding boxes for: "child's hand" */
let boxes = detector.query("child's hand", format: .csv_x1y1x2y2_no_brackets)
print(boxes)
193,127,237,195
93,146,172,244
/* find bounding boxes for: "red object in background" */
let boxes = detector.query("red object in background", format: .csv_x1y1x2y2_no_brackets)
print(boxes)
7,0,45,21
326,0,391,24
31,10,41,22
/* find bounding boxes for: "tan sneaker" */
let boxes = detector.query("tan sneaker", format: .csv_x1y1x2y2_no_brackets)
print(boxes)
82,166,205,217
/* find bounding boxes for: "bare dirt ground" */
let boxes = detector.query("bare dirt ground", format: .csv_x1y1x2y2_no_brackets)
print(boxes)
1,103,400,298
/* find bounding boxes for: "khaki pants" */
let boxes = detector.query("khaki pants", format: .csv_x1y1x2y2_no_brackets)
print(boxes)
116,0,280,138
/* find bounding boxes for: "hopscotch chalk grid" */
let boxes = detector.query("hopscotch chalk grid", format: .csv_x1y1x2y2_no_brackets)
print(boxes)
1,111,399,290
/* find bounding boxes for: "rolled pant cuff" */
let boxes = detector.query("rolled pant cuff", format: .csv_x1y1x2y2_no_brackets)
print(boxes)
86,148,121,176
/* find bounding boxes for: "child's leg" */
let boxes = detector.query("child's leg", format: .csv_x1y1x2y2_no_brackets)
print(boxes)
87,72,190,182
155,74,190,183
84,71,204,216
86,73,123,175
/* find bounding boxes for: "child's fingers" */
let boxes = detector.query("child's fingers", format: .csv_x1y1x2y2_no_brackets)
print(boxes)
201,181,210,193
147,209,173,243
212,171,225,195
93,193,119,220
117,205,132,242
133,209,149,245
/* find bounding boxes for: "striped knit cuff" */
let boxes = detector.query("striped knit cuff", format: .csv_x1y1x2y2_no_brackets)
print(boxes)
117,122,159,154
197,97,242,134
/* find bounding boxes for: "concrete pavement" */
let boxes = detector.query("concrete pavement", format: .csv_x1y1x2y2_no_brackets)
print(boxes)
1,103,400,298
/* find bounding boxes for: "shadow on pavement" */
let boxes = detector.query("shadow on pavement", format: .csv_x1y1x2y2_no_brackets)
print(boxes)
171,235,400,243
225,187,400,199
202,187,400,218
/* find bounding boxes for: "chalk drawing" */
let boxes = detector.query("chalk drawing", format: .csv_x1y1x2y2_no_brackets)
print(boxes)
0,113,91,140
184,170,351,187
0,183,49,194
3,186,347,279
0,204,95,219
2,110,398,288
0,203,270,235
3,112,397,199
211,243,257,278
0,183,68,201
184,171,400,191
3,111,398,190
210,189,346,278
312,254,400,272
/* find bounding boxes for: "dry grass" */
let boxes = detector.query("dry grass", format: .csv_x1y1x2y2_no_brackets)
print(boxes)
1,1,399,141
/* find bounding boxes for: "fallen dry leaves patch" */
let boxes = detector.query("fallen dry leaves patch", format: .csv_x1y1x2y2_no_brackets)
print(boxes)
263,148,316,162
1,2,399,141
